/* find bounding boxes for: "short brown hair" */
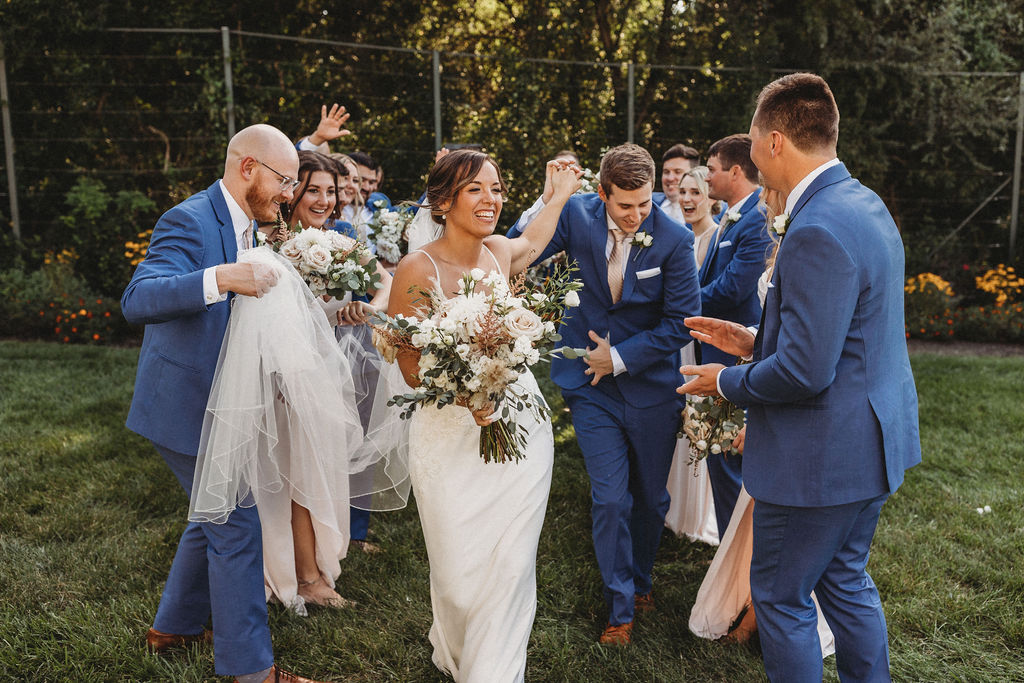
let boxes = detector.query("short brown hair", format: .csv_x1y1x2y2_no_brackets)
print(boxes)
425,149,508,227
662,143,700,166
599,143,655,195
707,134,758,184
752,73,839,153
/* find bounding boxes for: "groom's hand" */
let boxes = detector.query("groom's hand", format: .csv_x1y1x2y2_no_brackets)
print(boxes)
583,330,614,385
685,316,755,358
678,363,726,398
215,262,279,298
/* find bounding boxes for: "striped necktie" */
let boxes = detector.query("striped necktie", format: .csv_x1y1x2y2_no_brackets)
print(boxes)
607,228,629,303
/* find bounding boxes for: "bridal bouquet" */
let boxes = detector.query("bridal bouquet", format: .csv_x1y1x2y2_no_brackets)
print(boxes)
269,225,382,299
680,396,745,467
372,260,584,463
577,167,600,194
368,207,415,263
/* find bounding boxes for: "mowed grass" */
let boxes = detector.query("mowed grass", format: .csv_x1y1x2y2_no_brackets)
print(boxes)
1,340,1022,682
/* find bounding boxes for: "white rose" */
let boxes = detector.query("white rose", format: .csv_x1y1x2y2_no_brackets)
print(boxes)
710,443,722,454
303,244,333,274
726,209,741,224
306,273,328,296
470,268,486,282
504,307,545,341
773,214,789,235
642,234,653,247
564,290,581,307
279,239,304,264
695,439,708,451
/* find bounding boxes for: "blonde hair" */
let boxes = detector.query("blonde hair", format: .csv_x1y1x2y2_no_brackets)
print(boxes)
760,186,786,270
680,166,722,215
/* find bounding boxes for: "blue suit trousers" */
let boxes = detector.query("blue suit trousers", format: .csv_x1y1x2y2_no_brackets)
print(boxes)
751,493,891,683
562,381,680,625
153,445,273,677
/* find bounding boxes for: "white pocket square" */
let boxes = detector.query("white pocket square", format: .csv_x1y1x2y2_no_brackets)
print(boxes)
636,267,661,279
718,240,733,248
766,281,775,288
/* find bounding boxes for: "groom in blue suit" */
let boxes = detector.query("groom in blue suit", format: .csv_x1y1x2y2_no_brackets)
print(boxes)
683,74,921,681
700,133,774,538
123,125,328,683
509,144,701,644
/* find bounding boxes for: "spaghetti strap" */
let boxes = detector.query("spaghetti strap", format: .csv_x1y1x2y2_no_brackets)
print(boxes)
410,249,442,283
482,245,503,277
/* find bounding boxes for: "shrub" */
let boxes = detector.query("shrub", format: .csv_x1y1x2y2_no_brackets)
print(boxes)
905,272,958,339
0,263,139,345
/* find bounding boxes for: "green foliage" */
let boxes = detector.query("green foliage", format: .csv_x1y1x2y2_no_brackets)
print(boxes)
57,177,158,297
0,264,138,344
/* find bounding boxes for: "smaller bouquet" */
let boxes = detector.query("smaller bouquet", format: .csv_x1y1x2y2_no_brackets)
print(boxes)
679,396,745,470
272,224,382,299
368,207,416,264
373,260,584,463
577,167,600,194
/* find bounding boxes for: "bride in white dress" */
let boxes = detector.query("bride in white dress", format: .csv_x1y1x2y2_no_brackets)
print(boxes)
387,150,579,682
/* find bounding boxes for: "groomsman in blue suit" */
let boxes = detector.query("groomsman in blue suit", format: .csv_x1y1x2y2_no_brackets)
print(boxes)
682,73,921,682
122,124,328,683
650,143,700,226
508,144,701,644
700,133,773,537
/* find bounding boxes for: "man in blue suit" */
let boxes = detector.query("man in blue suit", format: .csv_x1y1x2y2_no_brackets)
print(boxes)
509,144,701,644
700,133,774,538
651,143,700,226
682,73,921,682
122,124,328,683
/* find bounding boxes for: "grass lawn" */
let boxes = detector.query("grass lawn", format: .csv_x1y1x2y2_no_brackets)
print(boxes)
1,340,1022,681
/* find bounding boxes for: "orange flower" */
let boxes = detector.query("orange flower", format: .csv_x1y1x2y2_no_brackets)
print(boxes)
78,309,87,316
92,333,100,341
54,327,60,334
70,313,77,319
56,315,62,322
104,312,111,318
63,336,69,343
95,299,102,305
71,327,77,333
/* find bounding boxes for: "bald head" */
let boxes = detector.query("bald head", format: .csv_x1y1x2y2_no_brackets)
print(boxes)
222,124,300,222
224,124,297,179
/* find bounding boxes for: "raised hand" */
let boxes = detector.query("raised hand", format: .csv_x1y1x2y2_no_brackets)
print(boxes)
685,316,755,359
309,103,352,146
542,157,581,204
549,163,583,202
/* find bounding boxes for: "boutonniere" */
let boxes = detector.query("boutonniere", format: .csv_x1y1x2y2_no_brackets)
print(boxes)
721,209,741,228
771,213,790,237
630,230,653,260
373,199,387,210
255,230,268,246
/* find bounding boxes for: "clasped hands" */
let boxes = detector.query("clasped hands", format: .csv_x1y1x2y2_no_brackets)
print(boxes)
677,316,755,398
542,158,583,204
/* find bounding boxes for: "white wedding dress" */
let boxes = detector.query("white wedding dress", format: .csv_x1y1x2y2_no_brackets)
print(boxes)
408,248,554,683
189,247,410,615
688,270,835,658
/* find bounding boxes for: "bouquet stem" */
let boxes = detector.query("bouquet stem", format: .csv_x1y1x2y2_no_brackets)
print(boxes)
480,417,525,464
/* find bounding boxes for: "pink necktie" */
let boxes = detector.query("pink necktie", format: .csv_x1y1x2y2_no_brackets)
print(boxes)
607,229,628,303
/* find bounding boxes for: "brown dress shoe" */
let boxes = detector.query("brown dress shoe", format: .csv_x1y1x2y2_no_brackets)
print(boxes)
145,627,213,653
598,620,633,645
634,591,655,614
237,664,332,683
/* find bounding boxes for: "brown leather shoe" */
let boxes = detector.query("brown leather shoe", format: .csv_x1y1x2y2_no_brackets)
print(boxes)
237,665,332,683
145,627,213,654
634,591,655,614
598,620,633,645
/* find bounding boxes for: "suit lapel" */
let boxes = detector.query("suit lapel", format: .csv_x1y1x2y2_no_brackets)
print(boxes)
590,202,613,305
619,212,656,305
207,180,239,263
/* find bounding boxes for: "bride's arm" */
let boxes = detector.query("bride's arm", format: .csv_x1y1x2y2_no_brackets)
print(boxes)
387,252,435,388
337,259,393,325
505,163,581,275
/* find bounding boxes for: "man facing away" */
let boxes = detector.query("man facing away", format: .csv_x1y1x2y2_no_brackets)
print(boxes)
122,124,331,683
509,143,701,645
682,73,921,682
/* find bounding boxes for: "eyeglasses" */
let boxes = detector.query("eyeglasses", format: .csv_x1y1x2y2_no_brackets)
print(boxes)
255,159,301,192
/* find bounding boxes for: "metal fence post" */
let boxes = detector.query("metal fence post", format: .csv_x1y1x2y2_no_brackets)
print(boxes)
626,62,635,143
221,26,236,140
0,40,19,238
433,51,442,150
1010,71,1024,261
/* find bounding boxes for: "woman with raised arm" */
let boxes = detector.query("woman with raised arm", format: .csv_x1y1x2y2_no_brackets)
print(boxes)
388,150,579,682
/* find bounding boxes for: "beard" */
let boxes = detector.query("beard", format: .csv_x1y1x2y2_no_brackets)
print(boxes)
246,183,279,223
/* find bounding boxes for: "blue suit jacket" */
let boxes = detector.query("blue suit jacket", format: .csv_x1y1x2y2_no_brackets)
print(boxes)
718,163,921,507
509,194,701,407
698,189,772,365
122,181,238,456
